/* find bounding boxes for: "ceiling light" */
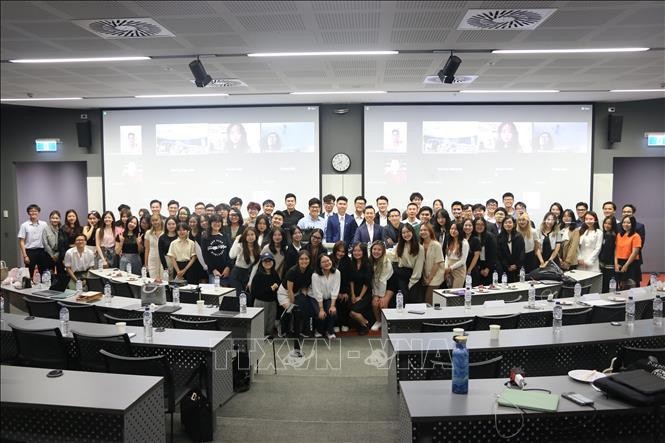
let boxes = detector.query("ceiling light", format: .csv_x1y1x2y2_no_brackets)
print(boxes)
8,56,150,63
189,58,212,88
437,53,462,84
1,97,83,101
290,91,387,95
460,90,559,93
135,93,229,98
492,48,649,54
609,89,664,92
248,51,398,57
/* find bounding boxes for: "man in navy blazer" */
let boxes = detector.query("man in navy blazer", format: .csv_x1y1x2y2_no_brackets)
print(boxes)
352,206,384,245
326,196,357,245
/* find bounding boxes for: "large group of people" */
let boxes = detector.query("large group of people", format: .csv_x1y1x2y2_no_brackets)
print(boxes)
17,191,647,338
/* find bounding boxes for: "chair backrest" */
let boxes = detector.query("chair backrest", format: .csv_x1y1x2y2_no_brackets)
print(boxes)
475,314,520,330
590,304,626,323
421,319,474,333
25,297,60,319
110,281,134,298
58,301,99,323
170,316,219,330
10,323,68,369
562,307,592,326
86,277,105,292
561,283,592,298
619,346,665,368
101,350,175,412
73,332,133,372
103,313,144,327
506,295,523,304
428,355,504,380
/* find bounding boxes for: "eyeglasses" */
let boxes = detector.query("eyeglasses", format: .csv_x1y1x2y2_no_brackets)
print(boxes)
311,235,322,240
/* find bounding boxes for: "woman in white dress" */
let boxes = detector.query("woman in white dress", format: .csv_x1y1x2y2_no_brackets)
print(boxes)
143,214,164,278
577,211,603,272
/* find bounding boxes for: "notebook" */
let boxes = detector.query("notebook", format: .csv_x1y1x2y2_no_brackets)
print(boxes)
497,389,560,412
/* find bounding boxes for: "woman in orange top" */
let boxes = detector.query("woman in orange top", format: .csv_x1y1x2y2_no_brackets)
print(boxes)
614,216,642,287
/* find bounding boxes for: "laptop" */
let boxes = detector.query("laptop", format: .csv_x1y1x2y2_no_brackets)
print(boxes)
211,295,240,317
33,290,68,299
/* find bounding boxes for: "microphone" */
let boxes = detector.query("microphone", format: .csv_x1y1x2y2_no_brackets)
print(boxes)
509,367,526,389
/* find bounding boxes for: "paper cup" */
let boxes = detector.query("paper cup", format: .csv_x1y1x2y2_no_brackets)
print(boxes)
452,328,464,336
196,299,205,313
489,324,501,340
115,322,127,334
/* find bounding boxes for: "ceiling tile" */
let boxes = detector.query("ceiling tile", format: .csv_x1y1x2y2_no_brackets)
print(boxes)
224,1,298,13
393,11,464,29
317,31,379,45
391,30,449,44
158,17,234,34
311,1,381,11
136,1,218,16
0,2,62,21
180,34,247,49
237,15,306,32
44,1,137,20
315,13,380,30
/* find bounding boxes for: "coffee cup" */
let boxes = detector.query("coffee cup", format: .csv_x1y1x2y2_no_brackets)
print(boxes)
196,299,205,313
452,328,464,336
115,322,127,334
489,324,501,340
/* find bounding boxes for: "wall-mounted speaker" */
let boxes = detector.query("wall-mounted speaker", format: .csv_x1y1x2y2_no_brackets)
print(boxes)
608,114,623,144
76,120,92,149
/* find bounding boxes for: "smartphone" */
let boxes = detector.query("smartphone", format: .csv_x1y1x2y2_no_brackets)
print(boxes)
407,310,425,315
562,392,594,406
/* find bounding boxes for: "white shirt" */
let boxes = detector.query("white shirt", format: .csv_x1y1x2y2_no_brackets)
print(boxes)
445,239,469,270
63,247,95,272
366,222,375,243
18,219,47,249
310,270,341,303
354,213,364,227
339,215,346,241
378,213,388,227
578,229,603,271
522,228,539,254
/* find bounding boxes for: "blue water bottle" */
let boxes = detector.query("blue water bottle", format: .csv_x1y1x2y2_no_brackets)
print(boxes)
452,335,469,394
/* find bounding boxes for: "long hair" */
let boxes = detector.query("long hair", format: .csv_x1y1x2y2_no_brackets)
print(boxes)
239,226,260,264
418,223,436,244
314,253,336,276
516,213,533,240
351,242,369,269
396,223,419,258
472,217,488,247
447,222,464,257
579,211,600,235
369,240,388,278
124,216,140,237
432,208,451,241
268,227,287,255
330,241,347,267
539,211,560,237
619,215,637,237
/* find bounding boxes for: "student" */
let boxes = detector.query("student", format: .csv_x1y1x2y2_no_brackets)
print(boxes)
96,211,117,268
216,203,230,226
229,196,243,212
281,193,304,230
620,204,646,285
432,199,444,214
225,208,245,242
262,199,275,218
417,206,433,227
575,202,589,228
200,214,232,285
158,216,178,279
516,213,540,273
284,225,304,271
83,211,101,260
348,242,373,335
167,200,179,217
42,210,64,287
444,222,469,288
254,214,271,248
251,252,281,337
187,215,207,283
389,224,425,303
271,211,285,231
352,205,384,245
245,202,261,227
558,209,580,271
297,197,326,240
322,194,336,221
502,192,515,217
497,217,525,283
368,240,396,331
599,216,617,293
473,217,497,286
419,223,445,305
310,254,340,339
485,199,498,224
115,207,131,236
277,250,313,338
204,204,215,218
63,233,95,290
536,212,561,268
432,209,452,257
601,201,618,225
409,192,424,209
143,213,164,278
577,211,603,272
514,202,535,228
116,216,143,275
352,196,366,228
177,206,191,224
194,202,206,217
615,216,642,287
61,209,83,251
263,228,287,279
450,201,463,224
326,196,356,245
472,204,486,221
461,204,473,221
384,208,403,248
486,207,505,237
549,202,563,223
403,202,420,227
462,219,481,284
167,222,197,284
229,226,260,298
303,228,326,270
376,195,389,226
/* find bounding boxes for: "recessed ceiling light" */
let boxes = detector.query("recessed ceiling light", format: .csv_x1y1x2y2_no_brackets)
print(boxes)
460,90,559,93
8,56,151,63
135,93,229,98
1,97,83,101
290,91,387,95
609,89,664,92
492,48,649,54
248,51,398,57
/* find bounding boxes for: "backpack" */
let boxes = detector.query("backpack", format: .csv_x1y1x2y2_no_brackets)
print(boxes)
233,346,251,393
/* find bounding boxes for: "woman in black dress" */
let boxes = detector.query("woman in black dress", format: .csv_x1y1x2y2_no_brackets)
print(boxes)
348,242,373,335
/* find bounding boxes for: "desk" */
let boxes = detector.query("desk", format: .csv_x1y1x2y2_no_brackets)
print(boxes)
398,376,664,442
382,286,655,339
1,365,165,442
1,313,234,411
433,270,602,307
387,319,665,393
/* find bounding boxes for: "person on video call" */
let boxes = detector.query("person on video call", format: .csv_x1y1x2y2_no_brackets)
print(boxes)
536,131,554,151
225,123,250,153
260,132,282,152
385,128,404,152
495,122,521,152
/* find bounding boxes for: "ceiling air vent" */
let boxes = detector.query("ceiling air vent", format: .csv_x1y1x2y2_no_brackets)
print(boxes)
73,18,175,38
423,75,478,85
190,79,248,88
458,9,555,30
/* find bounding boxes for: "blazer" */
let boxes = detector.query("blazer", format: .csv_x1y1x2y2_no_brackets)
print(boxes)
486,222,502,237
497,231,526,271
325,213,357,245
352,223,384,245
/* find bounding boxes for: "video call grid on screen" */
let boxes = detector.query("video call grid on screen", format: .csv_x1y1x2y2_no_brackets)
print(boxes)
364,104,593,222
102,106,319,213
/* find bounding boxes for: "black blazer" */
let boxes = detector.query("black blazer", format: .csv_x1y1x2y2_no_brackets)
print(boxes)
477,232,498,273
497,231,525,271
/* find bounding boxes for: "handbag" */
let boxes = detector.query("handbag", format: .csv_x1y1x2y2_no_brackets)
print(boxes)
593,369,665,406
140,282,166,305
180,389,213,442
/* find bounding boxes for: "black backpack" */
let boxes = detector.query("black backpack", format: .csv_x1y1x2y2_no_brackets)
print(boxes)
233,346,251,393
180,389,213,442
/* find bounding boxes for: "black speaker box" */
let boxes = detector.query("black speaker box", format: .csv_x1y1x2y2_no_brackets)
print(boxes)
608,114,623,144
76,120,92,148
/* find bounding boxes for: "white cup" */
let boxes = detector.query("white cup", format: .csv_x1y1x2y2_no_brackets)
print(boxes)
452,328,464,336
115,322,127,334
196,299,205,313
489,324,501,340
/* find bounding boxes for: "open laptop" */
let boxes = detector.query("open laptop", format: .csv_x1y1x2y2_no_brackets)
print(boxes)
33,289,68,299
211,295,240,317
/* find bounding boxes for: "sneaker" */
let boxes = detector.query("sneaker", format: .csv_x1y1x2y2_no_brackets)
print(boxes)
314,331,323,338
341,326,350,332
327,333,337,340
288,349,303,359
333,326,340,333
370,321,382,331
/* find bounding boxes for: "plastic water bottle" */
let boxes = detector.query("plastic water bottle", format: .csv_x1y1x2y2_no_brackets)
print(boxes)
126,263,132,275
464,287,472,309
141,266,147,280
103,283,112,305
396,290,404,313
451,336,469,394
239,291,247,314
214,275,220,288
653,295,662,327
162,269,169,282
573,282,582,304
625,296,635,326
143,306,153,339
172,287,180,307
492,271,499,286
75,279,83,295
33,267,41,287
609,277,617,294
465,274,472,289
41,271,51,289
650,273,658,295
59,306,70,336
528,282,536,308
519,267,525,283
98,259,104,270
501,273,508,286
553,301,563,332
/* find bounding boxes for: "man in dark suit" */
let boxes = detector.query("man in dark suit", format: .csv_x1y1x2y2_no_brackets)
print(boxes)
353,206,384,245
620,204,646,285
326,196,356,245
384,208,403,248
486,208,506,237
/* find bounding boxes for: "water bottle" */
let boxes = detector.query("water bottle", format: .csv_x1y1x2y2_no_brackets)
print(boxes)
141,266,147,280
465,274,472,289
396,290,404,313
451,336,469,395
41,271,51,289
501,273,508,286
553,301,563,332
650,273,658,295
492,271,498,286
464,287,472,309
75,279,83,295
172,287,180,307
239,291,247,314
59,306,70,336
103,283,112,305
98,259,104,270
33,267,41,287
214,275,220,288
625,296,635,326
162,269,169,282
528,282,535,308
653,295,662,327
519,267,526,283
143,306,153,339
126,262,132,275
609,277,617,294
573,282,582,304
